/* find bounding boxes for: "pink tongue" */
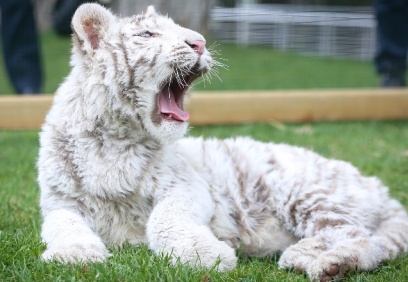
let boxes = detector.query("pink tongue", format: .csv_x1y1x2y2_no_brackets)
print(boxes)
159,88,190,122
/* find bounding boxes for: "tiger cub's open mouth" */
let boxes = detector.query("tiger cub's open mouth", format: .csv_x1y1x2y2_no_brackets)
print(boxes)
158,71,202,122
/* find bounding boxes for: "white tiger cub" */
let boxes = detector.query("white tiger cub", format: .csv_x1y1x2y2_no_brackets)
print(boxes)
38,3,408,282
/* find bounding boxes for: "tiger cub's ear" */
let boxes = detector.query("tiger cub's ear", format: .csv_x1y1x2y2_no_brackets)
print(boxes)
145,6,157,17
72,3,116,52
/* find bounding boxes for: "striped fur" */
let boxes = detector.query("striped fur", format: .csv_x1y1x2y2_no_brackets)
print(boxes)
37,3,408,281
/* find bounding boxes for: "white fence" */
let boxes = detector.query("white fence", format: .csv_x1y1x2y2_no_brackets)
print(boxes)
210,4,376,60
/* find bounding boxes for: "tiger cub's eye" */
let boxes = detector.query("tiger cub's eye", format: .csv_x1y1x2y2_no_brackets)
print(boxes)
139,31,153,38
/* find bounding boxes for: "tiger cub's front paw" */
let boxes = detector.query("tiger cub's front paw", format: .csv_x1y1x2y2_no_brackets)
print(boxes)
42,239,110,263
171,228,238,271
206,240,238,271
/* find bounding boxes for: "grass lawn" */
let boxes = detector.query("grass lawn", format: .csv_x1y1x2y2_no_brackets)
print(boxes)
0,31,393,94
1,122,408,281
1,31,408,281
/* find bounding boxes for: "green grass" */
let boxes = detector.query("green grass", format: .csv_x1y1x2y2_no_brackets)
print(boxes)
1,31,408,281
0,31,391,94
194,44,382,91
1,122,408,281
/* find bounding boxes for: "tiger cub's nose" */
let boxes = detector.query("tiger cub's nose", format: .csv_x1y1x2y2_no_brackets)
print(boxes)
187,40,206,56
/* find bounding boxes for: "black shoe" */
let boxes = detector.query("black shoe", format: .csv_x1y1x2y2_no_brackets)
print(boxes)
381,73,406,88
20,88,40,95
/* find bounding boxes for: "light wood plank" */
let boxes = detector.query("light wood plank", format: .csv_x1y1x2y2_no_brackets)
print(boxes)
0,96,53,129
187,89,408,124
1,89,407,129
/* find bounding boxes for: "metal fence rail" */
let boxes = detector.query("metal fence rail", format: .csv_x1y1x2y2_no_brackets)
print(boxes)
210,4,376,60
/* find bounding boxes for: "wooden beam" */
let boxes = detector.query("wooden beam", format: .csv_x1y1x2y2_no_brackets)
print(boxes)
1,89,408,129
188,89,408,124
0,96,53,130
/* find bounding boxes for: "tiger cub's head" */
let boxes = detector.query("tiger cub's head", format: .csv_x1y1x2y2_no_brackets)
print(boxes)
71,3,214,143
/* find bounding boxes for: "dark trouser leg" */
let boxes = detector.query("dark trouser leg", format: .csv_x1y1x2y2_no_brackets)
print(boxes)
52,0,87,36
1,0,43,94
374,0,408,87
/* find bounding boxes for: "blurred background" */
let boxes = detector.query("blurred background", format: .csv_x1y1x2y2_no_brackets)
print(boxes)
0,0,406,94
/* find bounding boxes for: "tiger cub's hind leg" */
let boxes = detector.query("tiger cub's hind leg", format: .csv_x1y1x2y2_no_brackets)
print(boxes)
286,226,390,282
279,225,390,281
307,229,390,281
305,199,408,281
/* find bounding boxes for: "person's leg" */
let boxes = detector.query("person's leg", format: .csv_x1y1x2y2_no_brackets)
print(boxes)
374,0,408,87
1,0,43,94
52,0,87,36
